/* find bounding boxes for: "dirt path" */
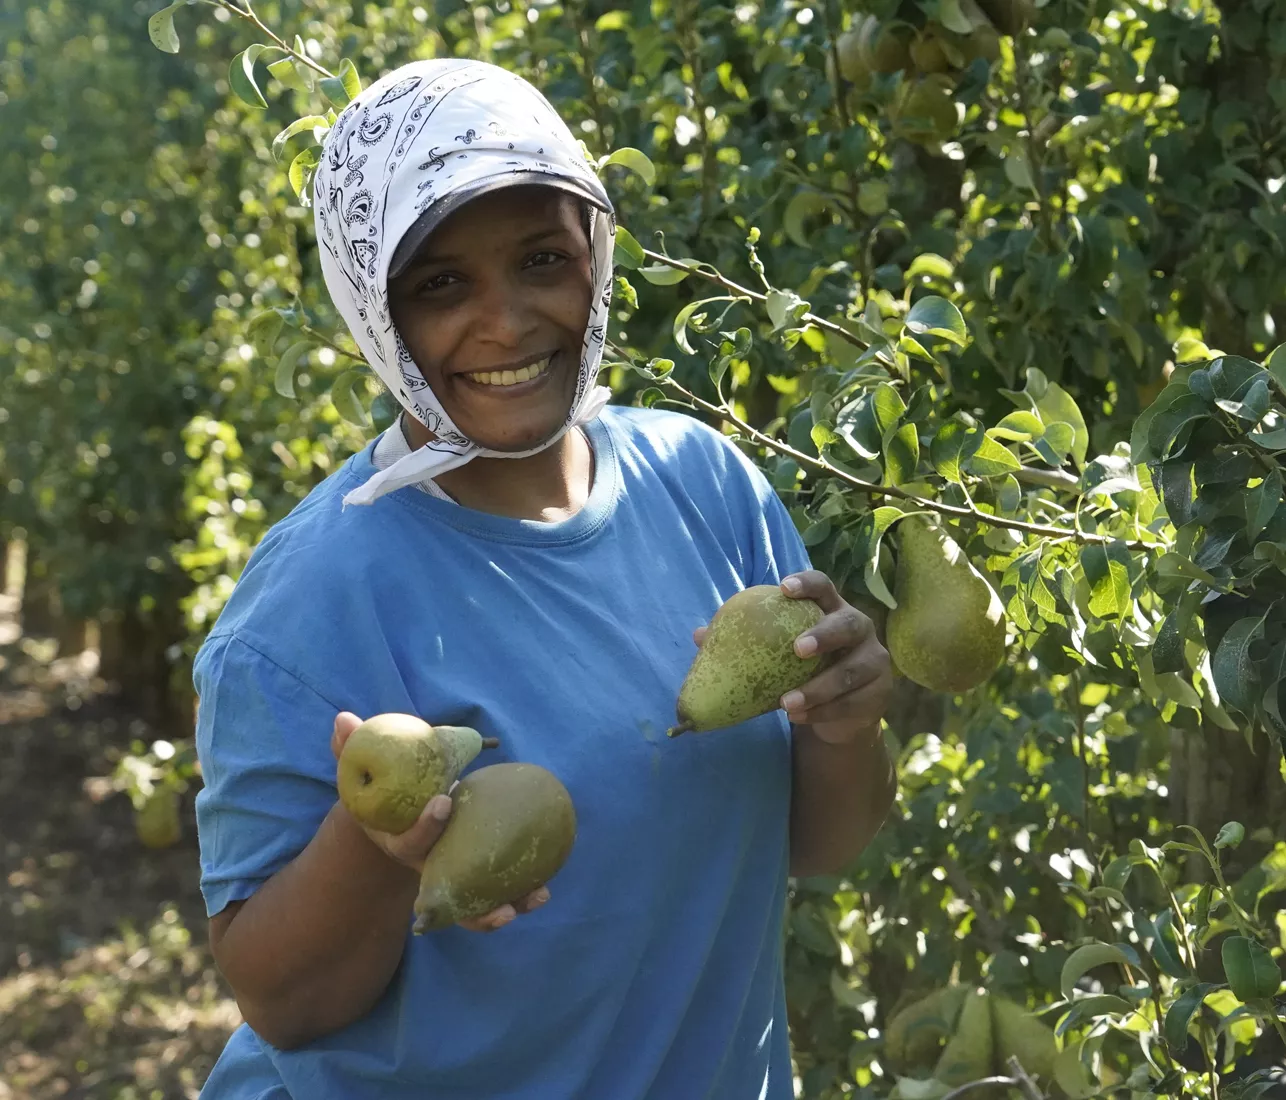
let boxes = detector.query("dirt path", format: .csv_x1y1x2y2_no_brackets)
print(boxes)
0,594,239,1098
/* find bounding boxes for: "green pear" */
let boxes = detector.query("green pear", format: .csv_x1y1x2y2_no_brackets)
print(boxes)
884,983,969,1073
886,515,1007,693
668,584,826,737
990,996,1058,1083
413,762,577,934
336,713,498,834
934,987,995,1087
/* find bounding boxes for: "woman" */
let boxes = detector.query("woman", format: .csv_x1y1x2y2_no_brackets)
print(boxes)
193,57,895,1099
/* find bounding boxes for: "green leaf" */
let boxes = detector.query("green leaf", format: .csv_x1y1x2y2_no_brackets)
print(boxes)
1215,821,1246,849
639,387,664,408
268,56,310,93
782,191,833,249
288,147,321,204
230,45,270,110
672,296,736,356
964,434,1021,476
320,59,362,107
766,289,806,332
147,2,182,53
1222,936,1282,1001
1035,380,1089,467
1266,342,1286,394
872,383,907,437
937,0,978,34
1089,558,1131,621
338,57,362,100
1153,551,1220,587
291,36,317,91
1148,392,1213,459
1004,152,1036,192
930,421,975,483
991,410,1045,442
906,253,954,280
273,340,311,399
1103,855,1134,892
904,296,967,347
1037,421,1076,465
330,369,371,427
601,147,656,187
612,226,645,270
1060,942,1134,998
638,262,691,286
1211,612,1267,713
1248,470,1282,539
854,507,906,610
1164,983,1216,1051
1152,612,1186,674
1132,382,1194,465
272,115,330,162
885,423,920,486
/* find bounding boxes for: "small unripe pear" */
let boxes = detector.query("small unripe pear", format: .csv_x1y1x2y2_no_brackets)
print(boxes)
336,713,497,834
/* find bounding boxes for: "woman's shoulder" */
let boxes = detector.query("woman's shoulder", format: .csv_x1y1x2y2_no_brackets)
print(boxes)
601,405,769,491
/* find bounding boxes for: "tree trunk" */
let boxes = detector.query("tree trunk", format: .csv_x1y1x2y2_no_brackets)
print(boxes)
1169,719,1286,880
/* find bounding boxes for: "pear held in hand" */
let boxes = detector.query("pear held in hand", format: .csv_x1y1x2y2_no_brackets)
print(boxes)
413,762,577,934
336,712,498,834
668,584,825,737
886,515,1006,693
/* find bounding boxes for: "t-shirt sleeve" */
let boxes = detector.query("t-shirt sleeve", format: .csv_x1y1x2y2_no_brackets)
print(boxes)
192,633,342,918
717,434,814,587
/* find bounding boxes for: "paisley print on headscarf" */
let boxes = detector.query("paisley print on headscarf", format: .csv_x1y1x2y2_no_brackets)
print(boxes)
311,59,617,507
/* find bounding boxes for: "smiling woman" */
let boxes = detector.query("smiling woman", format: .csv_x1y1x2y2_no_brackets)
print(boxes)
190,56,895,1100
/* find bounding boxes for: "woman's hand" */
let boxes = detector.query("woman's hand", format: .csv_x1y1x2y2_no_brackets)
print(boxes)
331,712,549,932
694,572,892,744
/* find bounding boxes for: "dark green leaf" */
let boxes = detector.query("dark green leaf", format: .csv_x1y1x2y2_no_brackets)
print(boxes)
1215,821,1246,849
930,421,976,483
639,387,664,408
884,423,920,486
1211,612,1267,713
1222,936,1282,1001
320,59,362,107
1248,470,1282,539
1152,612,1186,674
1163,983,1216,1051
1132,911,1189,979
1266,343,1286,394
230,45,270,110
1060,942,1135,998
871,383,907,438
1131,382,1192,465
853,507,906,610
905,296,967,346
1103,855,1134,892
1036,382,1089,466
1148,393,1212,459
963,434,1021,476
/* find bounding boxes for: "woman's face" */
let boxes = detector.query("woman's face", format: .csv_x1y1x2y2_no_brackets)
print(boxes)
387,185,594,453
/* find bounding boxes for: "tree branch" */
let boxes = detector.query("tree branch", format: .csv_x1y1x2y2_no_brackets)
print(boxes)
215,1,334,78
652,371,1167,550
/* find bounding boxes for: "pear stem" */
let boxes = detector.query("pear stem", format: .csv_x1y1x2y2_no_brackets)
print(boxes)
648,374,1167,552
667,722,694,738
480,737,500,750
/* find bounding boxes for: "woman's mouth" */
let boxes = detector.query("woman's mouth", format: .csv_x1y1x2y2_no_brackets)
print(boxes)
462,354,554,390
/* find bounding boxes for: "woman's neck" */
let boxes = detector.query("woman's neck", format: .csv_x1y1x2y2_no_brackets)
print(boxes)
400,416,594,522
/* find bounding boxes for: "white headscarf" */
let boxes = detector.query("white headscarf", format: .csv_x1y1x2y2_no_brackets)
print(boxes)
311,59,617,507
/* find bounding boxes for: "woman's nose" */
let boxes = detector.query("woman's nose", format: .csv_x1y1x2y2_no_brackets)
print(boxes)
474,277,536,347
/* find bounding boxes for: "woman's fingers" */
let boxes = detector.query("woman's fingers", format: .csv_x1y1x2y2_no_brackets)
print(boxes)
331,711,363,760
382,794,453,868
456,887,550,932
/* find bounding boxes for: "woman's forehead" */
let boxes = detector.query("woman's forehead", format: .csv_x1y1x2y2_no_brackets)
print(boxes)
413,187,582,257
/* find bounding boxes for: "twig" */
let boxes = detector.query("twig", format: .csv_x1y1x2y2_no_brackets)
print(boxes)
300,324,365,363
1015,466,1080,491
653,371,1166,550
215,0,335,78
942,1078,1020,1100
1005,1055,1046,1100
639,248,866,348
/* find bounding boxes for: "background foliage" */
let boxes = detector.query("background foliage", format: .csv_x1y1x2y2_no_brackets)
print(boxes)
3,0,1286,1094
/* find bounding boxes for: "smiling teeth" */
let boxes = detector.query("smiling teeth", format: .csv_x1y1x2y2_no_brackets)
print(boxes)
470,356,551,386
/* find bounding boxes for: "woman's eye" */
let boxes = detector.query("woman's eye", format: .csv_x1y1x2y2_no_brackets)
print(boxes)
526,250,563,269
416,273,457,294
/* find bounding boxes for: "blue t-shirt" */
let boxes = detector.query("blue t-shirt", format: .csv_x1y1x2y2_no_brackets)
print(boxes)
193,406,813,1099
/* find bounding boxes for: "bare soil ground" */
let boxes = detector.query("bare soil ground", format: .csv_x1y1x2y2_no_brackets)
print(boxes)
0,593,239,1099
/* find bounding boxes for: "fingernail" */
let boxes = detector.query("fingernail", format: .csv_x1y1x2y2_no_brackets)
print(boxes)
782,577,802,594
428,795,452,822
795,635,818,657
530,887,551,908
782,691,805,711
495,906,517,925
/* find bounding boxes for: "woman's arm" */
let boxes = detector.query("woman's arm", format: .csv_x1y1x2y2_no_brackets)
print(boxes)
789,720,896,877
210,801,427,1050
209,712,547,1050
